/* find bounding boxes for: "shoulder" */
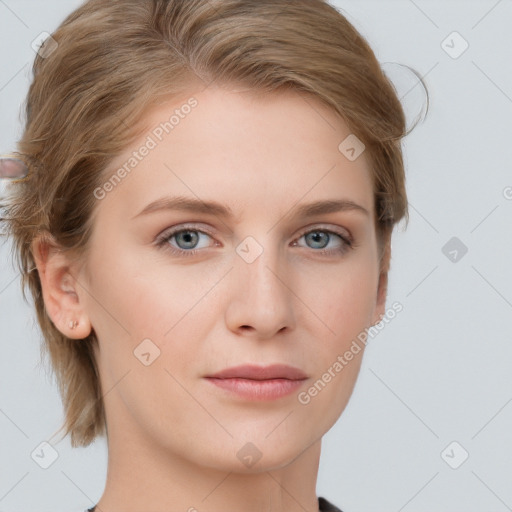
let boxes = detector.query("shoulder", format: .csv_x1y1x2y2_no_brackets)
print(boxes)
319,496,344,512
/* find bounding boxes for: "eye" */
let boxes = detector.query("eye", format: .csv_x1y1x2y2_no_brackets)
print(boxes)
156,225,217,257
156,224,355,258
293,228,354,256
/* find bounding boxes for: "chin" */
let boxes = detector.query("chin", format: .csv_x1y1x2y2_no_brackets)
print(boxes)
215,431,317,473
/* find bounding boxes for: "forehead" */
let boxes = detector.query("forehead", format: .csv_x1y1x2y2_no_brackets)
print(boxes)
94,85,374,224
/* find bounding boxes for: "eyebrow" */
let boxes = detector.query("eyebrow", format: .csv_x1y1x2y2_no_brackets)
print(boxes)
131,195,370,220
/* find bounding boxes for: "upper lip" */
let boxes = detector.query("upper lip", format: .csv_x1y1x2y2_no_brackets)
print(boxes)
207,364,308,380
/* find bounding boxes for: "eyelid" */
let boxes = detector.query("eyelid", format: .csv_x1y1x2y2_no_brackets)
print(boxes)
295,223,353,243
156,223,216,241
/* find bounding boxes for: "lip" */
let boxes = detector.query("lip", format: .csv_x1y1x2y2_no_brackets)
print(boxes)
204,364,308,401
207,364,308,380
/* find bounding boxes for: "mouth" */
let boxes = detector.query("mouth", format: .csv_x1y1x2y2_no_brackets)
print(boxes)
204,364,308,401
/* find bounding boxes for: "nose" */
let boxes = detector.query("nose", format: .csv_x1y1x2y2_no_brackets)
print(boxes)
224,240,296,340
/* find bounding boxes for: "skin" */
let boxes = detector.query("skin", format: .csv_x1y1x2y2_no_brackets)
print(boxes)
33,84,391,512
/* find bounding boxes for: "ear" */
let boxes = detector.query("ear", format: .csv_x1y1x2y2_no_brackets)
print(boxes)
31,232,92,340
371,232,392,326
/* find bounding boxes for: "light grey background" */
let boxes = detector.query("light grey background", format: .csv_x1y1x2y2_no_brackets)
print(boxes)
1,1,511,511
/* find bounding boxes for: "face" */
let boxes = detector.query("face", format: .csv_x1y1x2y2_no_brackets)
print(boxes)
50,85,388,471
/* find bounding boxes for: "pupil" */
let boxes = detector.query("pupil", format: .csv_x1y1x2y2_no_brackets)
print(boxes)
308,231,328,248
178,231,197,248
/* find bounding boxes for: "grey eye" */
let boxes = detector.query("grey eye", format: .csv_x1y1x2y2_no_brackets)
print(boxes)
304,231,331,249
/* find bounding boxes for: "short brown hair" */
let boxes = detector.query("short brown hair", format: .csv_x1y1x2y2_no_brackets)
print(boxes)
0,0,427,447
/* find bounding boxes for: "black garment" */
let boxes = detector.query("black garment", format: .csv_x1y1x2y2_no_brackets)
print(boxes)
85,496,342,511
318,496,343,511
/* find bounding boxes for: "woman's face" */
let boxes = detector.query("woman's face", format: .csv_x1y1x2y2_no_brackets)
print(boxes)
74,85,388,471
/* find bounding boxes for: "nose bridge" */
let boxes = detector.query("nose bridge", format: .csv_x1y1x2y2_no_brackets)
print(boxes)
226,234,296,337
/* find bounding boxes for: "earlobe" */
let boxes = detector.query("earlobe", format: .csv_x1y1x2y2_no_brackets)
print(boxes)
31,233,92,339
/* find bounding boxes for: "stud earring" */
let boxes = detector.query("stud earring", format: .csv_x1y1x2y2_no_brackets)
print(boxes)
69,320,78,330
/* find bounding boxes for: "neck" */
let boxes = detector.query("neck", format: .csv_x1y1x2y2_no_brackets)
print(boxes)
94,410,322,512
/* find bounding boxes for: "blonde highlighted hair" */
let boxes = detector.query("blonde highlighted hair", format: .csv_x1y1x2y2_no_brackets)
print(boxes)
0,0,427,447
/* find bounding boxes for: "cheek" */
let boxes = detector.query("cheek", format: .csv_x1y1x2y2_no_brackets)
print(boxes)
298,253,379,341
85,247,209,337
296,264,375,428
85,250,223,383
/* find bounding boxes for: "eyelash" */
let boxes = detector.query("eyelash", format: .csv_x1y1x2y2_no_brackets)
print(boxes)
155,224,356,258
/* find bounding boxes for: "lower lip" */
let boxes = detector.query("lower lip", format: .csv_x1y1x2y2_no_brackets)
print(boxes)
205,377,305,401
